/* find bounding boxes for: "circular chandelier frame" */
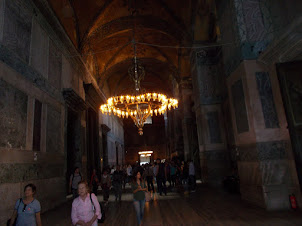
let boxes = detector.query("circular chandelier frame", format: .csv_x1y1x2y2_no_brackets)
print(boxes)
100,93,178,135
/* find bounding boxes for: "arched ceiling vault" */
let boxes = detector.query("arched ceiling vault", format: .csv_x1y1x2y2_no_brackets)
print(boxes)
47,0,218,97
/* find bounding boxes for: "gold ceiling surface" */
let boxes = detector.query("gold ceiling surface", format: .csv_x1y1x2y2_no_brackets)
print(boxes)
47,0,217,97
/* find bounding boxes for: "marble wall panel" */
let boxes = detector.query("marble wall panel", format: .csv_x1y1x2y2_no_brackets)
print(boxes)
239,141,288,162
0,78,27,148
263,184,291,210
46,105,61,153
257,140,288,161
0,0,4,41
0,183,21,224
207,111,222,144
48,39,62,90
260,160,291,185
255,72,279,128
240,184,265,207
231,79,249,133
204,150,228,161
238,161,262,185
30,19,49,78
0,163,64,183
2,0,32,62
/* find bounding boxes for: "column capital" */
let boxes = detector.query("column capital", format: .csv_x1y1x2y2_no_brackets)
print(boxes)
191,46,221,66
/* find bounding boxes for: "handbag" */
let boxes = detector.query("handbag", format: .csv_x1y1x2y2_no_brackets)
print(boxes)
90,193,105,223
145,191,152,202
7,198,22,226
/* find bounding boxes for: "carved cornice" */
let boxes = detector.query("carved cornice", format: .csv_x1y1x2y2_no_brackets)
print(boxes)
62,88,87,112
258,16,302,65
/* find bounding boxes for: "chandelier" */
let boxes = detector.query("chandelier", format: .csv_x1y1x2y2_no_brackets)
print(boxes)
99,9,178,135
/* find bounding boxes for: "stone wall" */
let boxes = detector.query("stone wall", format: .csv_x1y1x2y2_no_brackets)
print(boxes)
99,113,124,168
0,0,109,224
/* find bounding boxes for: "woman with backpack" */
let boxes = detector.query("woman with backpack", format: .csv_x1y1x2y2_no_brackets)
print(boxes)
8,184,42,226
71,180,101,226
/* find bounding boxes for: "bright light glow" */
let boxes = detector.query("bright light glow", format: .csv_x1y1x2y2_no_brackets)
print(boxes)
100,93,178,135
138,151,153,155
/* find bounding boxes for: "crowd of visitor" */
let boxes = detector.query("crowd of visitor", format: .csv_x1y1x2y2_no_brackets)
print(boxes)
7,158,196,226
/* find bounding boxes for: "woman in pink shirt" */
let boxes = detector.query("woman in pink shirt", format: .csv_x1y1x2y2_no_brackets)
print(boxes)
71,181,101,226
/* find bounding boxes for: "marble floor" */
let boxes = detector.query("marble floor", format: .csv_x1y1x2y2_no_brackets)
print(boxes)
42,184,302,226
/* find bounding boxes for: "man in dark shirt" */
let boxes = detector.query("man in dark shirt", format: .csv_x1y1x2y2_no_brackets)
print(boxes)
156,158,167,196
112,165,124,201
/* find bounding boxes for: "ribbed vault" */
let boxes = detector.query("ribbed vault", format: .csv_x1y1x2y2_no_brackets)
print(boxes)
47,0,218,97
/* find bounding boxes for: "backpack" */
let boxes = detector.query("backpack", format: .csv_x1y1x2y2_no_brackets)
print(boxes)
90,193,105,223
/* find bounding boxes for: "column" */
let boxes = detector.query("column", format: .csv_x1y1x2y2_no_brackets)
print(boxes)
180,78,197,161
216,0,302,210
191,47,229,186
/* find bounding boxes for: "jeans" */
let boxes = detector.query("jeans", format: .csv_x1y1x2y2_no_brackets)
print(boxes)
72,189,78,199
102,187,110,201
189,175,196,191
113,183,122,200
156,176,167,195
133,199,145,225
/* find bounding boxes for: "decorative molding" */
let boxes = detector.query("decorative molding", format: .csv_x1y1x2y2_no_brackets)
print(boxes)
62,88,87,112
239,140,289,162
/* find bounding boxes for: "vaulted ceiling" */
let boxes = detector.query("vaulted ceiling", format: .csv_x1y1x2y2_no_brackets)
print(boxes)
47,0,217,97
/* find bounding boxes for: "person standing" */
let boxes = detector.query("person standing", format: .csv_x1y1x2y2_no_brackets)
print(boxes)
126,164,132,184
155,158,167,196
70,167,82,199
90,169,99,196
112,165,123,202
165,161,171,188
8,184,42,226
71,181,101,226
189,160,196,192
145,164,155,193
100,170,111,205
170,162,177,188
131,171,148,226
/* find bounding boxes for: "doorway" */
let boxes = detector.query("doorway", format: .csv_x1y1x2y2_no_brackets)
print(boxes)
86,108,99,179
66,108,80,193
139,151,153,165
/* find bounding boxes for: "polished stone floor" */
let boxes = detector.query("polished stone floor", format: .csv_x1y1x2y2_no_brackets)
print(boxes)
42,184,302,226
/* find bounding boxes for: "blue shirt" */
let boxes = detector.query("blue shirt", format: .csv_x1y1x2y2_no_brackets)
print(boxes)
15,199,41,226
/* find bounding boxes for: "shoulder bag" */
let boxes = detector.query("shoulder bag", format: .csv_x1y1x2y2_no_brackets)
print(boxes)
7,198,22,226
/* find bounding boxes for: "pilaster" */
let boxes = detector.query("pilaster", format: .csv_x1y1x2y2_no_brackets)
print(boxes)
191,47,229,185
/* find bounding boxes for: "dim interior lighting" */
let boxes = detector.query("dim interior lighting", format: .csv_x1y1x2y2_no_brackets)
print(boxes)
138,151,153,155
99,17,178,135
